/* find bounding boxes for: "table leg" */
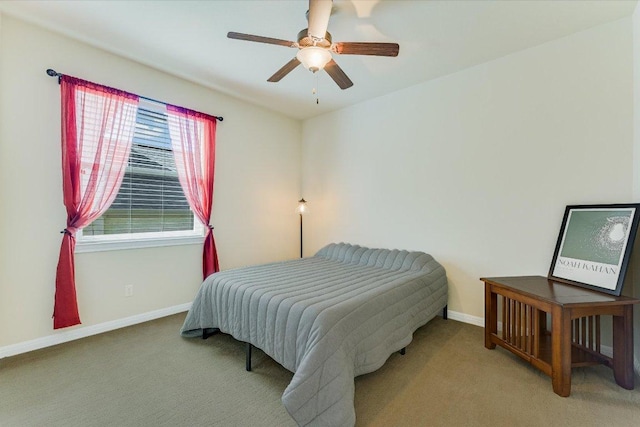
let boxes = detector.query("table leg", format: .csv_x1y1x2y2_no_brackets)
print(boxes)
612,305,634,390
485,283,497,349
551,306,572,397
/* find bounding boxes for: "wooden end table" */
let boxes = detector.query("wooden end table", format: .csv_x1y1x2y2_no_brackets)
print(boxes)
481,276,639,397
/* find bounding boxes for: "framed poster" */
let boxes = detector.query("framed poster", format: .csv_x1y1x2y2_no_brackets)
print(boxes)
548,204,640,296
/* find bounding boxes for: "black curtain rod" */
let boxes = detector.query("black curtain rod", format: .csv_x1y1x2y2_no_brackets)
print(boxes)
46,69,223,122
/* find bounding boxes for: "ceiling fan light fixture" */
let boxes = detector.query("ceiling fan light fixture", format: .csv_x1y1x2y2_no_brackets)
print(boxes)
296,46,332,72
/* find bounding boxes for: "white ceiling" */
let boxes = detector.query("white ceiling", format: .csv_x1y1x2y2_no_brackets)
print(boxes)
0,0,637,120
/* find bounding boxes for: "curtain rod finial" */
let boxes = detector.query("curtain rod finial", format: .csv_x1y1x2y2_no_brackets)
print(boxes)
46,69,58,77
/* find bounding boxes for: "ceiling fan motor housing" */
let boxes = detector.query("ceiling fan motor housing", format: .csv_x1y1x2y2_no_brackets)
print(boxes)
298,29,332,48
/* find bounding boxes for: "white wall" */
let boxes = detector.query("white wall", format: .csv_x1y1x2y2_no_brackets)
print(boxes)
632,3,640,370
0,16,302,348
302,18,634,319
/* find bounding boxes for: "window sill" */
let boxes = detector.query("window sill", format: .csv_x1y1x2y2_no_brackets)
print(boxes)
75,235,204,253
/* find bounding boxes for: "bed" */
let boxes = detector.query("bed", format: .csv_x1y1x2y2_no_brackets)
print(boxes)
180,242,448,426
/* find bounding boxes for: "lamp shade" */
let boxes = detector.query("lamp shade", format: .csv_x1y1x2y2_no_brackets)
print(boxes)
296,47,332,72
296,198,308,215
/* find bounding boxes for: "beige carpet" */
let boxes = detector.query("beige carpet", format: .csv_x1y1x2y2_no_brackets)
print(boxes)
1,314,640,426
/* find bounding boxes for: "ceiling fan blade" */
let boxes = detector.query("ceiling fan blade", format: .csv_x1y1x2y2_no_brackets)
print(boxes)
307,0,333,41
324,59,353,90
267,58,301,82
227,32,296,48
333,42,400,57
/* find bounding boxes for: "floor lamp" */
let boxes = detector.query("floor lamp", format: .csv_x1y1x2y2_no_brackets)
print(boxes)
296,198,307,258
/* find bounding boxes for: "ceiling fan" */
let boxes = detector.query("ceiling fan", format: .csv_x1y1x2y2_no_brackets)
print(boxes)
227,0,399,90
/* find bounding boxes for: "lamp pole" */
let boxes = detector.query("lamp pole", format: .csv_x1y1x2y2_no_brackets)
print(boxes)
297,198,307,258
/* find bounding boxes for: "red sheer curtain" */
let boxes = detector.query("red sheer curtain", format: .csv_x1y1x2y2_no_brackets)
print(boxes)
54,76,139,329
166,105,220,278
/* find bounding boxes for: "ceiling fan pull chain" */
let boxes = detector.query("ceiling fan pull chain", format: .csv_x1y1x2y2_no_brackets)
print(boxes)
314,72,319,104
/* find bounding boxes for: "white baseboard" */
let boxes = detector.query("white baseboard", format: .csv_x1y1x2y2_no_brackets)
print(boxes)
0,303,191,360
447,309,484,327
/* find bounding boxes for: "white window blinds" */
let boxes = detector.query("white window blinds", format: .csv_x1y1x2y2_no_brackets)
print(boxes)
82,101,197,238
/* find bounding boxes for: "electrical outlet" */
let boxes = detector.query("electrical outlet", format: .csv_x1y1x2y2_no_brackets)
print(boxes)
124,284,134,297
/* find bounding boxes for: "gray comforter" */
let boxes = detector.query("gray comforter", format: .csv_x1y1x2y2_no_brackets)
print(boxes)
180,243,448,426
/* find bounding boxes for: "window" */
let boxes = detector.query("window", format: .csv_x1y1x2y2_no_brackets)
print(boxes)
78,100,203,252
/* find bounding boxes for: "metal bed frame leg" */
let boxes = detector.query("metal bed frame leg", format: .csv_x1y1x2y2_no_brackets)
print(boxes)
200,330,253,372
397,307,448,357
202,328,219,339
246,342,252,371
